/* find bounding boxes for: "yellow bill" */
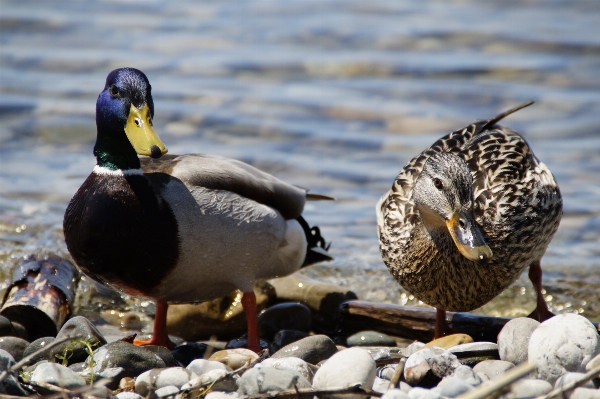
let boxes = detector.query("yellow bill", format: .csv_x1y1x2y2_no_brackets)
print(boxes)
124,104,168,158
446,211,493,262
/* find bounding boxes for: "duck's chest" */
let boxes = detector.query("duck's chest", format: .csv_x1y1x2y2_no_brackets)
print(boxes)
63,171,180,297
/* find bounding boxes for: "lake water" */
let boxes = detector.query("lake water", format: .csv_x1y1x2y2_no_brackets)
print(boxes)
1,0,599,325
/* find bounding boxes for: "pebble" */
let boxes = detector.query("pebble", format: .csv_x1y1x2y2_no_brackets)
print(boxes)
31,362,86,390
187,359,231,376
347,330,397,347
570,388,600,399
205,392,238,399
405,341,426,357
182,369,238,392
171,342,213,366
0,349,28,396
22,337,56,364
498,317,540,365
506,378,552,398
155,385,179,398
372,376,391,393
0,316,17,337
408,387,442,399
238,365,311,395
382,388,411,399
447,364,482,386
0,336,29,361
209,348,258,370
312,347,376,390
528,314,600,384
472,360,515,380
271,334,337,364
378,363,397,380
554,372,595,390
448,342,498,356
258,302,312,340
225,336,270,351
261,356,315,382
55,316,108,364
116,392,143,399
270,330,310,353
85,341,166,389
404,347,460,387
135,367,196,396
424,334,473,350
141,345,178,367
435,377,474,397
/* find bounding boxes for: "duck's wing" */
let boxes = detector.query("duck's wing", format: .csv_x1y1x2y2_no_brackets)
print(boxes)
141,154,308,219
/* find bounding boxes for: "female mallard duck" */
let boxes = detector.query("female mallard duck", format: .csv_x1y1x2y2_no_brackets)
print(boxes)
377,102,562,338
63,68,332,351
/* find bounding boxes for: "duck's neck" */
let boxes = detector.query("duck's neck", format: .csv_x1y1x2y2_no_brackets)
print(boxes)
93,127,141,171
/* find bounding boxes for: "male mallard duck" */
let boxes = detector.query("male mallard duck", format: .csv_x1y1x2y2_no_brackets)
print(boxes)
63,68,332,351
377,102,562,338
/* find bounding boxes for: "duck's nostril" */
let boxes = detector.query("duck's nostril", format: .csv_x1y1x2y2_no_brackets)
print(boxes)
150,145,162,159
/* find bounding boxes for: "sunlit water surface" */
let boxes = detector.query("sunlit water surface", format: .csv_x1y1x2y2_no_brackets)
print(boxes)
1,0,599,330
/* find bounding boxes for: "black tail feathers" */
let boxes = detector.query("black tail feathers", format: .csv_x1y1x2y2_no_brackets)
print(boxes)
296,216,333,267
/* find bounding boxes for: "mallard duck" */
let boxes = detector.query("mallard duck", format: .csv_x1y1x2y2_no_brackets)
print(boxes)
63,68,332,351
377,102,562,338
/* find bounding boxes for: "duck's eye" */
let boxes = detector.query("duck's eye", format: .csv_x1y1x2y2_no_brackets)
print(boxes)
433,178,443,190
109,85,119,97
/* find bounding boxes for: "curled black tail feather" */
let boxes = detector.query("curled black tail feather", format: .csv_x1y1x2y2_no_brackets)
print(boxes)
296,216,333,266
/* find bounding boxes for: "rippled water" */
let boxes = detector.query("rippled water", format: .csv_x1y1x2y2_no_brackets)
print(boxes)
1,0,599,324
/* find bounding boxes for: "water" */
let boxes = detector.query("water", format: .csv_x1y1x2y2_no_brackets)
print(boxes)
1,0,599,326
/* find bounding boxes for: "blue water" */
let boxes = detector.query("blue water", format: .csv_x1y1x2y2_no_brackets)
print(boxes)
1,0,599,322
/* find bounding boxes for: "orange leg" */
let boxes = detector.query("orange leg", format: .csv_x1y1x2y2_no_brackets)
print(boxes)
133,301,175,350
242,291,260,353
527,260,555,322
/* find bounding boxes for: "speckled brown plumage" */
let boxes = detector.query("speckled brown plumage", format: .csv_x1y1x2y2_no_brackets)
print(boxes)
377,102,562,312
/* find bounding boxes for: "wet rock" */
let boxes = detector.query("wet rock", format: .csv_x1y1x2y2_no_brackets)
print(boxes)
361,346,405,362
55,316,107,364
238,365,311,395
436,377,474,397
424,334,473,350
528,314,600,384
187,359,231,376
258,302,312,340
225,336,269,351
404,347,460,387
312,347,376,390
472,360,514,380
0,349,28,396
10,322,29,341
270,330,309,352
22,337,56,363
555,372,595,390
505,378,552,398
136,367,195,397
68,362,86,373
86,341,166,389
498,317,540,365
347,330,397,347
208,348,258,370
141,345,178,367
271,334,337,364
31,362,86,391
0,316,17,337
155,385,179,398
171,342,213,367
570,388,600,399
182,369,238,392
382,389,411,399
0,337,29,361
261,356,316,383
0,349,15,372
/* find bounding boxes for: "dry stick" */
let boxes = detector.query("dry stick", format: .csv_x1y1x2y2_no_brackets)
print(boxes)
245,383,383,399
534,364,600,399
387,357,406,391
0,335,83,383
40,378,112,399
456,361,537,399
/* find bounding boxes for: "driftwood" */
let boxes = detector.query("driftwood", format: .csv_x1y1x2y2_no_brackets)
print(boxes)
338,301,512,342
0,255,78,340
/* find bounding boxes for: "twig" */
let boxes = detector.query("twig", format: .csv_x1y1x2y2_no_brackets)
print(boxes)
534,364,600,399
456,361,537,399
245,383,383,398
40,378,112,399
0,335,83,383
387,357,406,391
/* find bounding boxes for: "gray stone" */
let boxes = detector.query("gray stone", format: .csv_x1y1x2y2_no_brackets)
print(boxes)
155,385,179,398
404,347,460,387
528,314,600,384
382,389,410,399
373,376,391,393
399,381,412,392
0,349,28,396
135,367,196,396
447,365,482,386
31,362,86,390
0,349,15,372
187,359,230,376
238,365,311,395
205,393,237,399
271,334,337,365
378,364,397,380
313,347,376,390
55,316,108,365
555,372,595,390
473,360,515,380
182,369,238,392
22,337,56,364
141,345,178,367
86,341,166,389
405,342,425,357
116,392,143,399
436,377,474,397
347,331,397,347
506,378,552,398
0,316,17,337
498,317,540,365
448,342,498,355
408,387,442,399
261,356,315,383
0,337,29,361
570,388,600,399
258,302,312,340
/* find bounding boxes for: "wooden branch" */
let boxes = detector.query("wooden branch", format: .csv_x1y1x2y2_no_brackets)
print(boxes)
388,357,406,391
245,383,382,398
456,361,537,399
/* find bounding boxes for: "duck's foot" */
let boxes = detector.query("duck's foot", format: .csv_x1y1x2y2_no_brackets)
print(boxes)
527,260,555,322
133,300,175,349
241,291,260,353
434,308,458,339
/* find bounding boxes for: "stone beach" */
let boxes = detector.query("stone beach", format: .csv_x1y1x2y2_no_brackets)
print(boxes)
0,276,599,399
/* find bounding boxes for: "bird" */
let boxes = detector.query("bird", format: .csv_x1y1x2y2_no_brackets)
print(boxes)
376,102,562,338
63,67,332,351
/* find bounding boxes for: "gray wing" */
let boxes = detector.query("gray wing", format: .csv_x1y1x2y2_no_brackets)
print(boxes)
141,154,307,220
